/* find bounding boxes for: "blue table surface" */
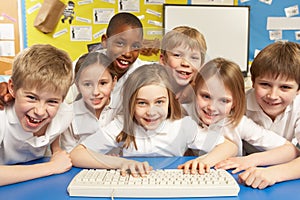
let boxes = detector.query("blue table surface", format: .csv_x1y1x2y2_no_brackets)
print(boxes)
1,156,299,200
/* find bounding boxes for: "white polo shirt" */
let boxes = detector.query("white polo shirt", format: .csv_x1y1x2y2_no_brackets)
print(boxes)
0,102,73,164
60,98,116,152
82,116,224,157
246,88,300,143
183,102,287,156
222,116,287,156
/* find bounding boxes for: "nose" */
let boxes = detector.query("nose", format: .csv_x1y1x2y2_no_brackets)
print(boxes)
146,105,157,116
34,103,47,116
122,46,133,58
93,85,100,96
181,57,190,67
267,88,279,99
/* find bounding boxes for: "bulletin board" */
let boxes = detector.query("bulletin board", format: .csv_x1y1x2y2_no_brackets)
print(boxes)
22,0,187,62
238,0,300,62
0,0,22,74
164,4,250,75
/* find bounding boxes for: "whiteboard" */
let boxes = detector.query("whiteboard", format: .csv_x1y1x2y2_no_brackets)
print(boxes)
163,5,250,75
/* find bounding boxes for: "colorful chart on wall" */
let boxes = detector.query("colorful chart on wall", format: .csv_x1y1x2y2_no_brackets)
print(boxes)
22,0,187,62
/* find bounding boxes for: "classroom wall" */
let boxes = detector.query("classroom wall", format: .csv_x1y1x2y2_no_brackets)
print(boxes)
22,0,188,62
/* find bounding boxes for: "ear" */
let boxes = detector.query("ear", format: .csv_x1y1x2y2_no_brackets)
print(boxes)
297,89,300,95
159,54,165,65
101,34,108,48
7,79,16,98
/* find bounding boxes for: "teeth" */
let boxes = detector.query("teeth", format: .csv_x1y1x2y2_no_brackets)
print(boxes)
29,116,42,123
179,71,191,75
119,60,129,65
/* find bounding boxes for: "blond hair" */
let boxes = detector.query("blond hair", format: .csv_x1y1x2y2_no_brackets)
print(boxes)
11,44,73,99
161,26,207,66
116,63,182,149
194,57,245,128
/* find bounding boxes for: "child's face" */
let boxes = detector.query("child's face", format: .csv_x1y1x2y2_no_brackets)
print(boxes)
9,82,63,134
134,84,169,130
102,25,142,74
195,75,234,126
160,44,201,87
253,75,299,120
77,63,115,114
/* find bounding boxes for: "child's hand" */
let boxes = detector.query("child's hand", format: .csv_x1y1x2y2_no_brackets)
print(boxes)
0,82,14,110
120,160,152,177
49,150,72,174
238,167,277,189
215,156,252,174
177,158,210,175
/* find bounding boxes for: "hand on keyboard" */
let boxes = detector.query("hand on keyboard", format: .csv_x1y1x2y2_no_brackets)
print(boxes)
177,157,210,174
120,159,152,177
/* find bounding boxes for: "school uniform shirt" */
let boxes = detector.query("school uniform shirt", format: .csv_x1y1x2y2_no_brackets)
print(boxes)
0,102,73,165
183,102,287,156
246,89,300,143
60,98,115,152
221,116,287,156
81,116,225,157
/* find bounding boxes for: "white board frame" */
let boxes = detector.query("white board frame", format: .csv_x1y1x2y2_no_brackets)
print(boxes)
163,4,250,75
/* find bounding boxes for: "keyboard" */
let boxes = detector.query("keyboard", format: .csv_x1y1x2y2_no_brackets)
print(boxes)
67,169,240,198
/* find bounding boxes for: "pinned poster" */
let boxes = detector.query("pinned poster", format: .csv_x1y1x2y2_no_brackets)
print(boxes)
0,24,14,40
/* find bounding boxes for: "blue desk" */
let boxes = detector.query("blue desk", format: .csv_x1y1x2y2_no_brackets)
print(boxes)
1,156,299,200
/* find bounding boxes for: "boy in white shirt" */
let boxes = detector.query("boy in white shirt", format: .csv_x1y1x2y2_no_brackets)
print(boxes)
229,41,300,189
245,41,300,148
0,44,73,186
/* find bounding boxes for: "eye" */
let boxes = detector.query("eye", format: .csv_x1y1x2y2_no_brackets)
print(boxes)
171,52,181,58
220,98,231,104
281,85,292,90
48,99,60,105
26,95,37,101
191,56,200,60
136,100,147,106
258,82,271,87
201,94,210,99
156,99,165,105
83,82,92,87
132,43,141,50
99,81,108,86
115,40,125,47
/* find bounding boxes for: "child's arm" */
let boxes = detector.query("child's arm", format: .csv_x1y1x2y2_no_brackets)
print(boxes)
0,150,72,186
50,136,62,154
238,156,300,189
177,139,238,174
215,141,299,173
70,144,152,177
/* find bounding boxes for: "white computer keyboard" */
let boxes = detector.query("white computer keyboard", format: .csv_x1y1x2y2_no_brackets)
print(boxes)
67,168,240,198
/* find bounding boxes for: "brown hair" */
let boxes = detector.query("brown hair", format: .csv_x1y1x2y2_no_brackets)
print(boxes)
250,41,300,89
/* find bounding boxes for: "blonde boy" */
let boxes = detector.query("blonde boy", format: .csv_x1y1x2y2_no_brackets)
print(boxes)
159,26,207,103
0,44,73,186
